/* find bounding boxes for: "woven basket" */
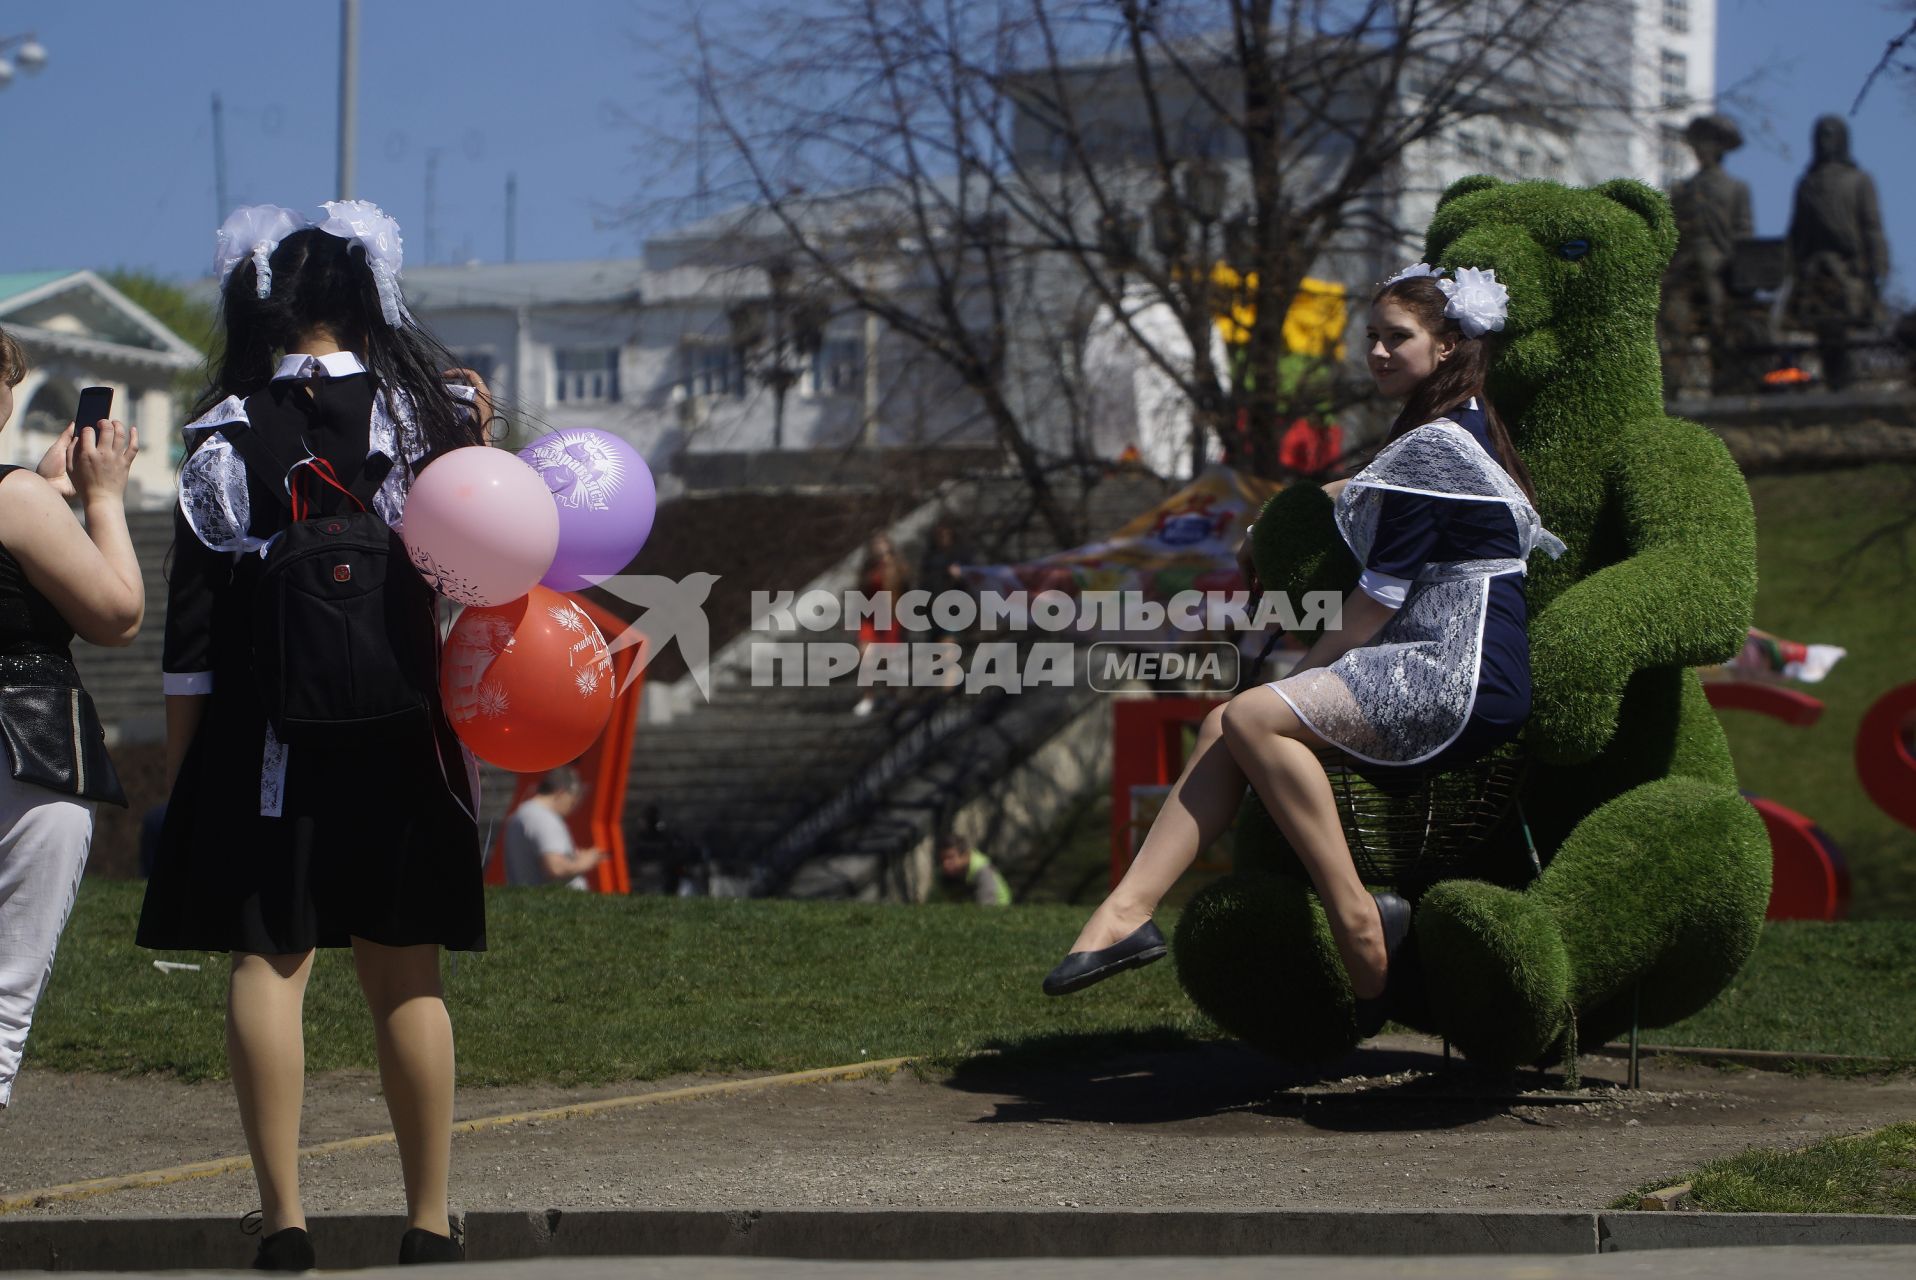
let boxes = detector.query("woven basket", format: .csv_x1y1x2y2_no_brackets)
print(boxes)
1315,738,1530,887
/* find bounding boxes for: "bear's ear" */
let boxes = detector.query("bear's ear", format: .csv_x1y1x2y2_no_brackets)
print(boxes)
1593,178,1678,262
1436,175,1503,210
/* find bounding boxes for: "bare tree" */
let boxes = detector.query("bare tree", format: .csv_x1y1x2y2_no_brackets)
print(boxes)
1852,2,1916,115
658,1,1649,540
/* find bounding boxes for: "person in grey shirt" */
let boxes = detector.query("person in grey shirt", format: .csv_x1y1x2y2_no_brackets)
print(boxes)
503,767,603,889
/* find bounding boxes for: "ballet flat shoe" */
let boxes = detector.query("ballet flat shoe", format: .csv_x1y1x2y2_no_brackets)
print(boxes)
398,1227,465,1265
252,1226,315,1273
1043,920,1169,996
1354,891,1412,1040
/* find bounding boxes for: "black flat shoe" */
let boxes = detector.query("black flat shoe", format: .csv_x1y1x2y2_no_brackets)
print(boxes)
399,1227,465,1265
1354,891,1412,1039
251,1226,315,1273
1043,920,1168,996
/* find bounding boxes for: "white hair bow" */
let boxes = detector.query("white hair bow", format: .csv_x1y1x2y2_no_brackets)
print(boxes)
1380,262,1510,339
1437,267,1509,339
1382,262,1442,288
317,199,412,328
214,205,308,298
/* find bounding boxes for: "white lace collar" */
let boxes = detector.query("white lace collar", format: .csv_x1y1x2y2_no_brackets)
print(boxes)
178,364,479,555
272,350,368,381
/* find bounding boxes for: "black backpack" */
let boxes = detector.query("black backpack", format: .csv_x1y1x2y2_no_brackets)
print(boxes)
224,424,438,743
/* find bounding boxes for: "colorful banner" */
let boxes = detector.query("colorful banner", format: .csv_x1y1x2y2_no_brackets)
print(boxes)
959,464,1283,617
1703,627,1847,684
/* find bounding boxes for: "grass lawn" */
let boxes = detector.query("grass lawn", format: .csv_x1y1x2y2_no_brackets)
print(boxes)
1650,920,1916,1060
28,884,1916,1087
1618,1123,1916,1215
1721,465,1916,920
32,882,1206,1087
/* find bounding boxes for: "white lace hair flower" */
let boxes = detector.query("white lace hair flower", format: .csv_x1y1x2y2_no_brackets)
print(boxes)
1436,266,1509,339
214,205,308,299
316,199,413,328
1382,262,1443,288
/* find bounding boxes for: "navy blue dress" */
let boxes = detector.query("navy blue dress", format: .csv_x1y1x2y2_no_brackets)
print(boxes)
1360,401,1530,770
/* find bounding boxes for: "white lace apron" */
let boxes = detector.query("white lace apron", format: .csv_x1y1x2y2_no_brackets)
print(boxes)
1269,421,1565,766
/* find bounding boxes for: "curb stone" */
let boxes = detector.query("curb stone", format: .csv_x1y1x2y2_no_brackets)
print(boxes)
5,1209,1916,1270
1597,1212,1916,1252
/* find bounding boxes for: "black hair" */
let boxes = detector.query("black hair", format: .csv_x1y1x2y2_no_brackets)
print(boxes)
1371,275,1538,507
194,227,485,460
537,766,584,797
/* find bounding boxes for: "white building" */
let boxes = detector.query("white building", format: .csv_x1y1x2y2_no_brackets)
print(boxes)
1397,0,1719,235
403,240,988,469
0,271,201,510
400,260,658,457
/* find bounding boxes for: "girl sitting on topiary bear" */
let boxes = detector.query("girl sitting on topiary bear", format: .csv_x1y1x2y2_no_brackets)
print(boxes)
1044,263,1562,1038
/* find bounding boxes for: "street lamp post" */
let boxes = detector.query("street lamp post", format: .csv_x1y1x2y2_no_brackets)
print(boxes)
0,34,49,90
1149,160,1228,475
338,0,359,199
729,255,826,451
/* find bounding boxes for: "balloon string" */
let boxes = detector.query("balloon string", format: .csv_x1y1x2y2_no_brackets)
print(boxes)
289,456,366,521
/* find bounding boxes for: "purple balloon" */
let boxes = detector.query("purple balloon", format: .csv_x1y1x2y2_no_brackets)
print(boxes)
516,428,657,591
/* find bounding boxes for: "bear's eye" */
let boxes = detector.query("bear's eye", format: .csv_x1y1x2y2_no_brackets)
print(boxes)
1558,239,1591,261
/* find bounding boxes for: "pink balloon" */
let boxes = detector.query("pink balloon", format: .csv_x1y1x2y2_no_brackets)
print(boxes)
401,447,559,605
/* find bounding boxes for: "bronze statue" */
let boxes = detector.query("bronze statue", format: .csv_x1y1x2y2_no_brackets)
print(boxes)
1786,114,1890,388
1661,114,1755,394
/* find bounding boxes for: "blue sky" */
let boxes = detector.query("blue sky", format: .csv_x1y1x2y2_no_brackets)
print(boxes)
0,0,1910,300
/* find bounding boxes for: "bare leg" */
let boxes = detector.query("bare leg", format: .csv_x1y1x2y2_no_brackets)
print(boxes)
229,950,315,1234
352,939,455,1237
1069,688,1388,997
1069,704,1248,953
1220,688,1386,997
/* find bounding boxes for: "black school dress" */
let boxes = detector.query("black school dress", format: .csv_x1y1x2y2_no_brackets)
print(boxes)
137,355,485,954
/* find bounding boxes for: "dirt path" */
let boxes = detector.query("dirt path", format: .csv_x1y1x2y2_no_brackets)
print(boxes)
3,1037,1911,1220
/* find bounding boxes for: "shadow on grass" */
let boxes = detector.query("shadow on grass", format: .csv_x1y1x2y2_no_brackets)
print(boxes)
934,1030,1572,1132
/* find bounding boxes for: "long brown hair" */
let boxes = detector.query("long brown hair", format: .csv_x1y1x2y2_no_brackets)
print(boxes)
1373,276,1537,506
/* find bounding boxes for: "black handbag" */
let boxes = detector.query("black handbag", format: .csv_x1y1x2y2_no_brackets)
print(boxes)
0,655,128,807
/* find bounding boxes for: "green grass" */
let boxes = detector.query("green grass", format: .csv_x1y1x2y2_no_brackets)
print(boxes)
31,882,1208,1087
28,886,1916,1087
1617,1123,1916,1214
1649,921,1916,1059
1722,465,1916,920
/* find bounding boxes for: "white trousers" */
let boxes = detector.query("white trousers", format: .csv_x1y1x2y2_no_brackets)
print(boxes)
0,771,94,1107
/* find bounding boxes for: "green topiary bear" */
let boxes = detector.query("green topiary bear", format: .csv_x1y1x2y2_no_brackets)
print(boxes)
1175,177,1772,1068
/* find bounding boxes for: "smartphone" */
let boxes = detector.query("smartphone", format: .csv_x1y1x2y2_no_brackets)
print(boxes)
73,386,114,433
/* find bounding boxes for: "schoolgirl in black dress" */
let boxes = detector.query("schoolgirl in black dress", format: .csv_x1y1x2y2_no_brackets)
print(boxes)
137,202,485,1269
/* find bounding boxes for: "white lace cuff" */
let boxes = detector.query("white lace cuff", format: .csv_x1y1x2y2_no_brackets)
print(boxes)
163,671,215,695
1357,569,1409,609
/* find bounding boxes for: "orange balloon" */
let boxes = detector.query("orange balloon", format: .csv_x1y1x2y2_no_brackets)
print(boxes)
440,586,616,772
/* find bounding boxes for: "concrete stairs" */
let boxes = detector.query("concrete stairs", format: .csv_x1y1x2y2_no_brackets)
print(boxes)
611,467,1173,897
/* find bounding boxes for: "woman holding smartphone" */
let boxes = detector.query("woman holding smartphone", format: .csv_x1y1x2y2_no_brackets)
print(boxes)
0,327,143,1111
